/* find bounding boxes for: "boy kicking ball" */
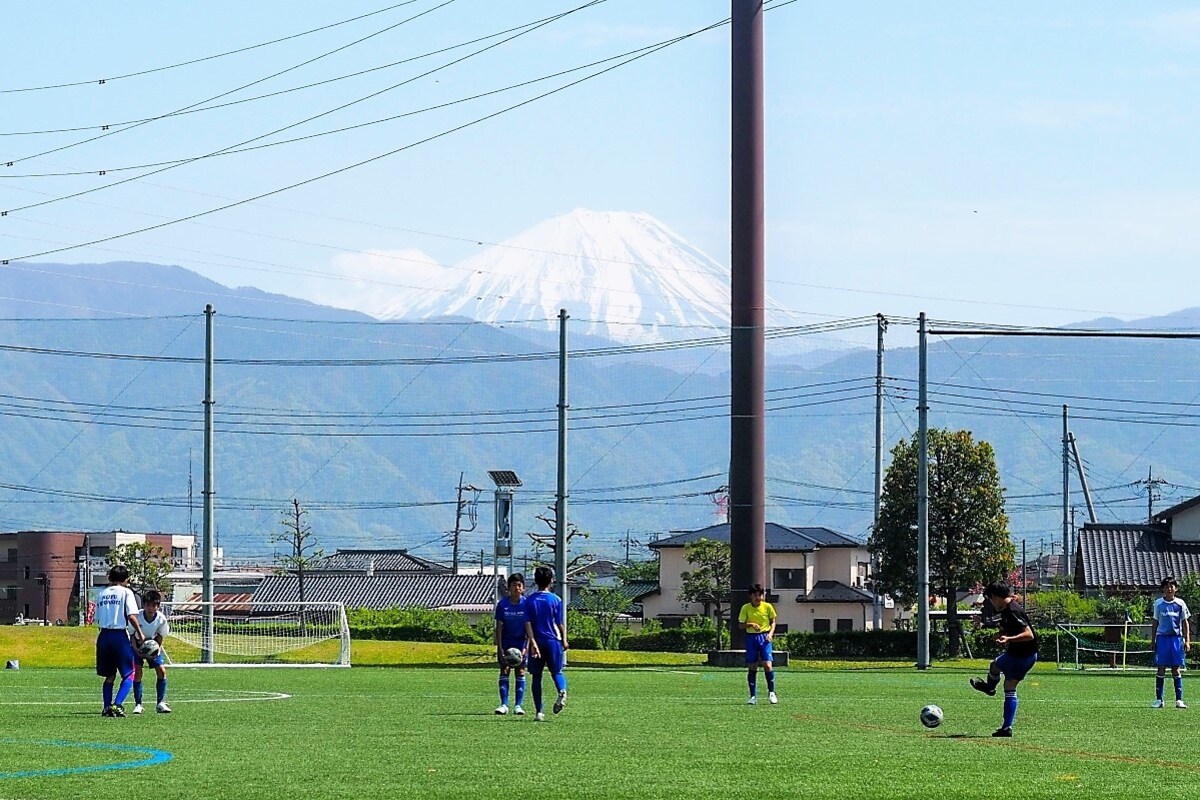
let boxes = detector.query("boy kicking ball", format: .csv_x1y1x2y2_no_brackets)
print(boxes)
129,589,171,714
970,582,1038,737
1150,576,1190,709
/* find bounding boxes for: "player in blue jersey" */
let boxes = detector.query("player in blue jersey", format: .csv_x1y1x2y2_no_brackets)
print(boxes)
94,565,145,718
1151,576,1191,709
524,565,568,722
969,582,1038,737
493,573,529,716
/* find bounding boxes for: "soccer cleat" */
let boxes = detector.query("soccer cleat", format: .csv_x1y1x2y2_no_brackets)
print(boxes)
553,691,566,715
156,702,171,714
534,712,546,722
513,706,525,716
970,678,997,697
494,705,509,715
747,696,757,705
1152,699,1165,708
991,727,1013,738
768,691,778,705
111,705,126,718
101,706,115,718
1177,700,1188,709
132,704,144,715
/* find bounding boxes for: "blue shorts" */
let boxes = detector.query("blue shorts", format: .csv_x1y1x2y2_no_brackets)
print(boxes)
995,651,1037,682
1156,636,1185,668
138,652,166,670
530,638,565,675
499,638,527,669
95,629,136,679
745,632,773,665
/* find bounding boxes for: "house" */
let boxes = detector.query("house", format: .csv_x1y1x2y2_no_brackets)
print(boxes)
1075,515,1200,596
307,549,451,575
251,573,501,622
642,522,896,633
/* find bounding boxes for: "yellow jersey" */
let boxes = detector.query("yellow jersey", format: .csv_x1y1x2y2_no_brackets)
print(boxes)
739,601,776,633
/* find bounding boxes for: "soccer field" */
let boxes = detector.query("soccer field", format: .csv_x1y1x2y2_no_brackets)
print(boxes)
0,665,1193,799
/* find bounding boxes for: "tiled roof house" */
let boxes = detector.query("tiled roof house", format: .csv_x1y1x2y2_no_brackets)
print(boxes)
1075,495,1200,594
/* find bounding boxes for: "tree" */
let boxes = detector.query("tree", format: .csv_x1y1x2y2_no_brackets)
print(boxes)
105,542,173,594
529,507,592,574
677,538,731,651
273,499,324,627
616,558,659,584
576,584,633,649
869,428,1015,657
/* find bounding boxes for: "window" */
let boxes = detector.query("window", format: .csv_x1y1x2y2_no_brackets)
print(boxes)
6,548,15,563
813,618,830,633
0,587,15,600
837,618,854,632
89,546,109,557
773,568,806,590
23,566,30,580
171,547,187,563
856,561,869,587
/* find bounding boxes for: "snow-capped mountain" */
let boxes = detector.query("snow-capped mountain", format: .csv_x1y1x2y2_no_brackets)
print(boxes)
374,209,752,344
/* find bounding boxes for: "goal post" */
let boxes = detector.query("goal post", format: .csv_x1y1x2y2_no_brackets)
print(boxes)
1054,622,1158,671
161,600,351,667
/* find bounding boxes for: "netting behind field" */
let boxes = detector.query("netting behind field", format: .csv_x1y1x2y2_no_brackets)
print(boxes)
162,601,351,667
1055,623,1157,670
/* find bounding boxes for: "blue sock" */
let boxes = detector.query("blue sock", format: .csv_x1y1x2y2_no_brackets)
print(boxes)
532,672,543,713
1002,691,1018,729
1175,676,1184,701
765,670,775,693
552,672,567,694
1157,676,1165,701
114,674,134,706
499,674,510,706
748,671,757,697
102,682,113,708
133,681,143,704
515,676,526,707
157,678,167,704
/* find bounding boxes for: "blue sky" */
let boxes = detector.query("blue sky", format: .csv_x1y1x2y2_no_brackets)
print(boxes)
4,1,1200,333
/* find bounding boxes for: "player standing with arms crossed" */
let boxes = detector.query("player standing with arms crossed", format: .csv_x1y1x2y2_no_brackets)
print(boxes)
94,565,144,718
129,589,172,714
970,582,1038,737
525,566,568,722
493,573,529,716
1150,576,1190,709
738,584,778,705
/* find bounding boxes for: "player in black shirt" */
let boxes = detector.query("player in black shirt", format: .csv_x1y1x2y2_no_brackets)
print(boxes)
969,582,1038,737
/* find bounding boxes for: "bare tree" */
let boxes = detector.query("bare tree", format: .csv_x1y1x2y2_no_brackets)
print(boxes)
529,507,592,573
273,499,324,633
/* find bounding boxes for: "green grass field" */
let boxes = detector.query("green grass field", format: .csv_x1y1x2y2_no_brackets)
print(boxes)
1,659,1196,799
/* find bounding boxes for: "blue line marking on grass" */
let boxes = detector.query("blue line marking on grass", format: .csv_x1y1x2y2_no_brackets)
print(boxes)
0,740,173,779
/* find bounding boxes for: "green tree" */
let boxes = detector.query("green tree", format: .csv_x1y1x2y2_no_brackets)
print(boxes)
677,538,731,651
576,584,633,649
616,558,659,584
105,542,173,594
869,428,1015,657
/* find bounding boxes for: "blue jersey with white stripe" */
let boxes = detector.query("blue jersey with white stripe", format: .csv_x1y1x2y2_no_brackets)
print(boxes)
494,596,528,644
1154,597,1190,637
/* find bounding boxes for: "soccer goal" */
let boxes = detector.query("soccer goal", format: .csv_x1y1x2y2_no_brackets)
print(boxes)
1054,622,1157,671
160,600,351,667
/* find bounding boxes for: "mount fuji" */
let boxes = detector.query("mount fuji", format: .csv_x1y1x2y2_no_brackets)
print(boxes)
374,209,765,344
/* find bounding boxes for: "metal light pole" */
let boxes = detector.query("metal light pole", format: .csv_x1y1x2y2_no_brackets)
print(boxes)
916,312,930,669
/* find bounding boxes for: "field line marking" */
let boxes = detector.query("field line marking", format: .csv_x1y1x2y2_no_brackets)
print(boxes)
0,740,172,779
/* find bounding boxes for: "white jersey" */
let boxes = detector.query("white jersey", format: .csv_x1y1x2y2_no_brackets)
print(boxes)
1153,597,1191,636
94,585,139,630
129,609,170,641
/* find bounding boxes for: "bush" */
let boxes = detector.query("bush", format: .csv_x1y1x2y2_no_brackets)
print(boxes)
619,616,729,653
347,607,486,644
569,635,601,651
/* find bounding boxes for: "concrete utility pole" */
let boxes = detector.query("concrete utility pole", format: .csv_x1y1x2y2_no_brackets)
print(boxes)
871,313,886,630
450,473,479,574
916,312,930,669
202,303,215,664
555,309,569,621
1068,433,1098,524
728,0,767,652
1062,405,1070,578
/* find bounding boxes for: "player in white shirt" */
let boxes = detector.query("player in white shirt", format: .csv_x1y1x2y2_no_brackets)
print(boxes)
1150,576,1191,709
94,565,144,718
128,589,172,714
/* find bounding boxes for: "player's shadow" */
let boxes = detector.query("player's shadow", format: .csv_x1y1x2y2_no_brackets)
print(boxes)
428,711,500,718
940,733,987,739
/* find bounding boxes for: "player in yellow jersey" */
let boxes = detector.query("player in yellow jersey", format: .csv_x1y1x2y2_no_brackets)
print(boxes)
738,584,778,705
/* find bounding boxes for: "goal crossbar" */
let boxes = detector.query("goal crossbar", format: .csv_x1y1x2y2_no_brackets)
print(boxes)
161,600,351,667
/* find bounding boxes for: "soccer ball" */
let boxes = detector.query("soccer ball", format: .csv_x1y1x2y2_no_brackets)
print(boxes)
919,704,944,729
138,639,161,660
503,647,523,667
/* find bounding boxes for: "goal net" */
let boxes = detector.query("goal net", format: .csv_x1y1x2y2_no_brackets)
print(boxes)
1054,622,1158,671
160,600,351,667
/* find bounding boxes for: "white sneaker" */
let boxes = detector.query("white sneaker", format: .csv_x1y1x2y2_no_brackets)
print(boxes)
535,712,546,722
769,692,778,705
1177,700,1188,709
513,706,525,716
494,705,509,715
132,704,144,715
1151,699,1164,708
156,702,171,714
747,696,757,705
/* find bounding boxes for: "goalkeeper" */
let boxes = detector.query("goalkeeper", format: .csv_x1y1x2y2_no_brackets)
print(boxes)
128,589,172,714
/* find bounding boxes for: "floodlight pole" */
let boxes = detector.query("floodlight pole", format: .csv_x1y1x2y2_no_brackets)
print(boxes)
555,309,569,619
872,313,886,630
202,304,215,664
916,312,930,670
1062,405,1070,578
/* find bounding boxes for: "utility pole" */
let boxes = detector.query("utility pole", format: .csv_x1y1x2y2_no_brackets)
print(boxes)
1062,405,1070,578
871,313,886,630
1136,466,1167,522
555,309,569,621
450,473,479,574
202,303,215,664
622,530,639,564
916,312,930,669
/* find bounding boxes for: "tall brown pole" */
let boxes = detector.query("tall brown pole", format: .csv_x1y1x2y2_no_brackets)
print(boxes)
729,0,766,651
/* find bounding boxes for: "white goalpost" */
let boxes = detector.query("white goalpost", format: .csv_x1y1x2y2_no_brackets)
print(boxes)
161,600,351,667
1054,622,1159,671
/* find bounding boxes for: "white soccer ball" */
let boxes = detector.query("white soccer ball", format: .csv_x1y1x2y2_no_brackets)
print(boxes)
138,639,161,660
920,704,944,729
503,647,523,667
